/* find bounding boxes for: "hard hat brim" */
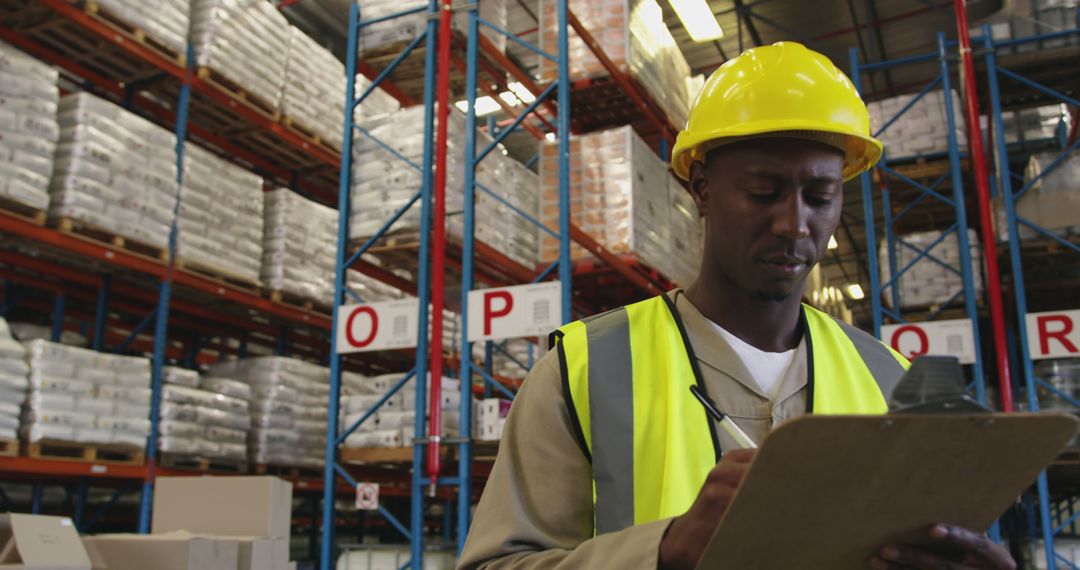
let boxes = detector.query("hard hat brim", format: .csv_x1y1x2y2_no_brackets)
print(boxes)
671,123,884,183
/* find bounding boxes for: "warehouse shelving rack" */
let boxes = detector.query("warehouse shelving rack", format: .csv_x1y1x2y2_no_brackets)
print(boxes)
849,31,992,407
978,22,1080,569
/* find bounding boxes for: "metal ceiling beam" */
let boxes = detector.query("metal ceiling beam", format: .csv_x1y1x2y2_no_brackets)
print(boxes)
863,0,896,94
732,0,763,47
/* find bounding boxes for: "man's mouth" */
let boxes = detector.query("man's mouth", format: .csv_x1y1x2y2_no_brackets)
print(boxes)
758,256,808,276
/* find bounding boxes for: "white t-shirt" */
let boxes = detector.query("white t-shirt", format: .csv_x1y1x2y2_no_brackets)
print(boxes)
706,319,803,400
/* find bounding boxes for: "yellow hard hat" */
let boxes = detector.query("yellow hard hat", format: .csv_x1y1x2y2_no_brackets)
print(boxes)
671,41,882,182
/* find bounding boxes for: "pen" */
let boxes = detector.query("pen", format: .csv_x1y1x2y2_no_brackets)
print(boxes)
690,384,758,449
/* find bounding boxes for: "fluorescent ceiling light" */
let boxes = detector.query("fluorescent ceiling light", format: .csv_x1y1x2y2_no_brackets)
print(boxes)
669,0,723,42
828,235,838,250
845,284,865,300
506,82,536,104
454,96,502,116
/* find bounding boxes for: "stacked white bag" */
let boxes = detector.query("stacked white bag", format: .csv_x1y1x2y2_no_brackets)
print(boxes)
880,229,985,310
159,366,251,462
87,0,190,56
0,318,28,441
208,356,329,468
282,26,345,148
358,0,507,55
180,143,264,284
341,373,463,449
190,0,290,111
50,92,178,249
21,341,151,448
354,75,401,124
0,40,60,212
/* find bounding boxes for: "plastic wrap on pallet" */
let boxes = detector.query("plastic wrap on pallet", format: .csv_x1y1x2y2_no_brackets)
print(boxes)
190,0,290,111
539,0,692,127
994,104,1065,145
7,322,88,347
867,90,967,158
357,0,507,56
879,229,984,310
88,0,190,56
262,188,348,305
207,356,328,467
0,318,27,441
340,374,462,449
282,25,345,149
997,149,1080,241
19,340,151,446
159,369,250,462
0,40,60,213
350,106,540,268
49,92,178,249
539,125,698,285
180,143,263,284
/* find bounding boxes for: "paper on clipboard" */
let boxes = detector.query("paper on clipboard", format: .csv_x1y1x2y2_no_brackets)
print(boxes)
695,414,1078,569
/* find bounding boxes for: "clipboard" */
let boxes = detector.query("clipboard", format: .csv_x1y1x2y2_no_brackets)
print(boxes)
696,413,1079,569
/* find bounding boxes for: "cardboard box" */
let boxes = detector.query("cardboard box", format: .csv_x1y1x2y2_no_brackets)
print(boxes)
235,536,289,570
81,531,237,570
0,514,90,570
152,476,292,540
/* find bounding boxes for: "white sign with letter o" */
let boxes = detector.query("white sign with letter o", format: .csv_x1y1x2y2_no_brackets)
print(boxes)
880,319,976,364
1025,309,1080,360
467,282,562,342
336,299,420,354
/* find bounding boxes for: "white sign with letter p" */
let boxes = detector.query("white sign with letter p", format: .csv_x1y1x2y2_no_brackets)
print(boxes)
467,282,562,342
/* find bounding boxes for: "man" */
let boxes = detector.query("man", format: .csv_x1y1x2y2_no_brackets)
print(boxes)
458,42,1014,570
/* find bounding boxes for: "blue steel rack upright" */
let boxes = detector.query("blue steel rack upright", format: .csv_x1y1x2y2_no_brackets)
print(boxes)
980,23,1080,570
849,33,990,407
455,0,573,555
323,0,572,567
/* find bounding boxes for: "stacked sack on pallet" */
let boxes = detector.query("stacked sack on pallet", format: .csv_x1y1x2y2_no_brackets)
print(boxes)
539,0,693,127
0,318,27,442
469,337,535,381
358,0,507,55
159,366,250,463
354,76,401,124
7,322,86,347
879,229,984,309
1003,150,1080,241
0,41,60,214
350,106,540,269
208,356,330,468
86,0,191,56
281,26,345,149
190,0,290,113
341,373,463,449
988,0,1080,53
179,144,264,284
50,92,178,250
866,90,966,158
21,341,151,449
540,125,702,286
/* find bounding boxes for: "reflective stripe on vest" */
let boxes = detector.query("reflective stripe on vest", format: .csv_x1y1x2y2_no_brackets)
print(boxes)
552,295,910,535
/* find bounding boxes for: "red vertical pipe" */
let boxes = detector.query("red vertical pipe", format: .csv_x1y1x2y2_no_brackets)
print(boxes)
953,0,1014,412
427,0,452,492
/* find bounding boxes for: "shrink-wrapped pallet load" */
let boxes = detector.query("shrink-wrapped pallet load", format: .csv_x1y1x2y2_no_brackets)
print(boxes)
282,26,345,148
879,229,984,310
87,0,190,56
158,372,251,463
0,318,27,442
0,40,60,214
341,374,462,449
357,0,507,55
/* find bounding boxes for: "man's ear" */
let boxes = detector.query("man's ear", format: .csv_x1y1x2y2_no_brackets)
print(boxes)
689,160,708,218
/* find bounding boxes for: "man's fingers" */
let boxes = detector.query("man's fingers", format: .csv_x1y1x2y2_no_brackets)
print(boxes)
721,449,755,463
876,545,975,570
930,526,994,558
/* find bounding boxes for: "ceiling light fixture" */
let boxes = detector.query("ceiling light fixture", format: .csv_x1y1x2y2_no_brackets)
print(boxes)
669,0,724,42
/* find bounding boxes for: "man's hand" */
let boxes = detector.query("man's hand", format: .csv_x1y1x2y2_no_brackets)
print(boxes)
658,449,755,570
869,524,1016,570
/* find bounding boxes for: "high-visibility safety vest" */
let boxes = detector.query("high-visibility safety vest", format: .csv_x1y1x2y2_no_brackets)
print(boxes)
549,294,909,535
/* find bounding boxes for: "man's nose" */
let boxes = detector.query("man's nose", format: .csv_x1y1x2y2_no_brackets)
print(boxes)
771,192,811,241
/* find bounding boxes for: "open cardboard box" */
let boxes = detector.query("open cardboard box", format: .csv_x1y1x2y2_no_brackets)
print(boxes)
0,514,91,570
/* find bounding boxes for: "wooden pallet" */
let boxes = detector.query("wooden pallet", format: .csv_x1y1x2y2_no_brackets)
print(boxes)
281,115,338,154
267,289,319,311
159,452,248,474
25,439,145,465
0,196,46,225
81,0,186,68
196,66,280,123
253,462,322,479
175,257,261,293
53,217,168,261
0,438,18,457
